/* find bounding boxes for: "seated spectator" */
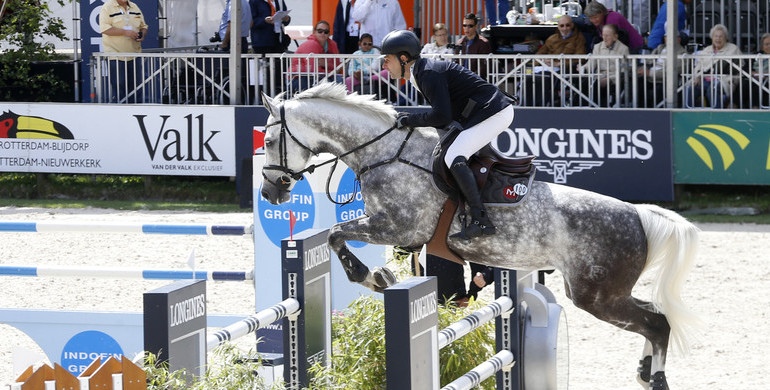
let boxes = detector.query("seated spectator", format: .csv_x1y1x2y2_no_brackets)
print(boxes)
584,1,643,53
579,23,629,107
637,29,687,107
732,33,770,108
646,0,690,50
344,33,386,94
422,23,454,55
288,20,342,96
685,24,742,108
455,13,493,78
526,15,587,106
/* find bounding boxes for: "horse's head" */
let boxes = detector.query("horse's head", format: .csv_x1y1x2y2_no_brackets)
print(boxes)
259,93,316,205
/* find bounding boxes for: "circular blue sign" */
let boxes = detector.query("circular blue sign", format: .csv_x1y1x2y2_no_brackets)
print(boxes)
258,176,316,246
335,168,366,248
60,330,123,376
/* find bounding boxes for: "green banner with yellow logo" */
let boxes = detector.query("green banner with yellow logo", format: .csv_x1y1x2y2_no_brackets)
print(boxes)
673,111,770,184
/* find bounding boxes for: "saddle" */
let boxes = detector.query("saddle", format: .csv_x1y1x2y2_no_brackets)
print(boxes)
426,127,536,265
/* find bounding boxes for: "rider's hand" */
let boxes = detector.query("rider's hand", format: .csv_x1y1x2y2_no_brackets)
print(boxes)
396,112,410,128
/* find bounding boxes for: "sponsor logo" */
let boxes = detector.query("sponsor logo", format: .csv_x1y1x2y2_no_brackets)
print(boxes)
135,114,222,162
0,111,74,139
503,183,528,199
253,127,265,155
685,124,750,170
493,127,653,184
410,292,437,324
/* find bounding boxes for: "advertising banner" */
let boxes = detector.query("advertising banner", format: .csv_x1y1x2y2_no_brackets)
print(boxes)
492,108,674,201
0,103,235,176
673,111,770,184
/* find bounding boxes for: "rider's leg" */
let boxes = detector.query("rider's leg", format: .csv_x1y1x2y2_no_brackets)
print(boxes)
444,105,514,238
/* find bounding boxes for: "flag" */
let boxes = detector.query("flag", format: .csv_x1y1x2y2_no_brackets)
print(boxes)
289,209,297,240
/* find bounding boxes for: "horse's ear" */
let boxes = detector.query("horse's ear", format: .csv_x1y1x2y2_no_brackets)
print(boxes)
262,92,278,117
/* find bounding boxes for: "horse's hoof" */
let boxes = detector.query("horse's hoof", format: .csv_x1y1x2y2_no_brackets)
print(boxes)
372,266,397,289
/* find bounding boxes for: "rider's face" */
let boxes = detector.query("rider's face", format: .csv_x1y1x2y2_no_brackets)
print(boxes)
383,54,403,78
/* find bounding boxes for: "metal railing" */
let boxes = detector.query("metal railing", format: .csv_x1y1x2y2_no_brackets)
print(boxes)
90,51,770,109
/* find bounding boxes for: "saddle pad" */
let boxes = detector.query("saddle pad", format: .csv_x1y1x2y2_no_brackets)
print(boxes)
481,168,536,206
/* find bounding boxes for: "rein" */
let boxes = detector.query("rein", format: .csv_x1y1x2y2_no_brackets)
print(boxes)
262,105,430,205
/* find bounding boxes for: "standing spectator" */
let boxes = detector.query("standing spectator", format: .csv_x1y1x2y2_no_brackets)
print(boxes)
350,0,406,48
249,0,290,54
484,0,510,26
579,23,629,106
421,23,454,55
527,15,587,106
685,24,742,108
99,0,148,103
637,30,687,107
344,33,385,94
455,13,493,78
584,1,643,53
288,21,342,95
732,33,770,108
646,0,690,50
218,0,252,53
333,0,360,54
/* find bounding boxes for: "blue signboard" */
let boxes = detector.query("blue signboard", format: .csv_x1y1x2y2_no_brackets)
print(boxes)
257,177,316,247
334,168,366,248
60,330,123,375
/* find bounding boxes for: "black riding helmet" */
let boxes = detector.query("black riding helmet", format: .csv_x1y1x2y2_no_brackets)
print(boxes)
381,30,421,78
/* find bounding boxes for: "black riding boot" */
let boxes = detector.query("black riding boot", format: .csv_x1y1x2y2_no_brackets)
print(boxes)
449,156,496,239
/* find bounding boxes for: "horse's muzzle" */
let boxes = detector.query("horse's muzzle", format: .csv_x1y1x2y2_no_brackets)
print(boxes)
261,183,291,205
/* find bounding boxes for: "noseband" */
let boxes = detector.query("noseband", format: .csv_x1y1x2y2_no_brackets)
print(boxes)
263,104,425,205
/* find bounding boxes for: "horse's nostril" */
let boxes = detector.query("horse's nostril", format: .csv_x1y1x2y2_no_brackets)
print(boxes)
261,189,270,200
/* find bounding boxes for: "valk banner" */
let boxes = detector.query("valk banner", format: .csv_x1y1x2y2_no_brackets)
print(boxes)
0,104,235,176
673,111,770,185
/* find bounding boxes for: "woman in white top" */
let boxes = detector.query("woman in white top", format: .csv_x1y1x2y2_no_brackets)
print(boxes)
421,23,454,55
686,24,742,108
579,23,629,106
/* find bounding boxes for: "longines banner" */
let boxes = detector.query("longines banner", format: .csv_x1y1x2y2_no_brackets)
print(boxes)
0,104,235,176
673,111,770,185
490,108,673,201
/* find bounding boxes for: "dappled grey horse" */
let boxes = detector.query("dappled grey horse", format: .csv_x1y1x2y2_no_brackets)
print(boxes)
259,83,699,390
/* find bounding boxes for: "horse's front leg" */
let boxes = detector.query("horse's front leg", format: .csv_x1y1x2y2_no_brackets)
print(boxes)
328,214,401,293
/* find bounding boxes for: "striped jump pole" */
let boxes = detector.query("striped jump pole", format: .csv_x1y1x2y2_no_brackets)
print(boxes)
0,221,252,236
206,298,300,351
385,269,519,390
0,265,253,281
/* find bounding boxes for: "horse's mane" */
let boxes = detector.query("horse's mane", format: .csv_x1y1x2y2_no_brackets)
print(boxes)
289,82,397,124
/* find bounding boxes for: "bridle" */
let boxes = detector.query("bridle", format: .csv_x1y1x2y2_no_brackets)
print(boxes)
261,104,430,205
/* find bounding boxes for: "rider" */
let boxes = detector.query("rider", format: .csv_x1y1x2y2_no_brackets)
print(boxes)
381,30,515,239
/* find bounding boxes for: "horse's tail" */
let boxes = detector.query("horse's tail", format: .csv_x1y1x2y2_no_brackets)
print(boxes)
635,204,701,354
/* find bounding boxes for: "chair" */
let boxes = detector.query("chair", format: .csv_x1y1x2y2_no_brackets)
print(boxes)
732,1,760,53
692,1,730,48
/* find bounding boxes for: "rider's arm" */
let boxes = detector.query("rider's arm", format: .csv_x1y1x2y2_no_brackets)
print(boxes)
403,71,453,128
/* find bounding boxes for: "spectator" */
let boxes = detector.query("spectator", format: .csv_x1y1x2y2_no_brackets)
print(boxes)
527,15,587,106
685,24,742,108
288,20,342,95
484,0,510,26
333,0,360,54
99,0,148,103
637,29,687,107
218,0,252,53
579,23,629,106
344,33,386,94
732,33,770,108
584,1,643,53
456,13,493,78
249,0,290,54
350,0,406,48
646,0,690,50
421,23,454,55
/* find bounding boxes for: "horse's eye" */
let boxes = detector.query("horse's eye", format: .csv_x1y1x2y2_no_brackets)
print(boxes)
265,139,273,147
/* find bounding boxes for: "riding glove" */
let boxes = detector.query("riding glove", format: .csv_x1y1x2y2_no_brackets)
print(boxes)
395,112,410,128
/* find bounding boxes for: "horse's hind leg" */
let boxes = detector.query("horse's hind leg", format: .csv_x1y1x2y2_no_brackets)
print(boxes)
569,284,671,390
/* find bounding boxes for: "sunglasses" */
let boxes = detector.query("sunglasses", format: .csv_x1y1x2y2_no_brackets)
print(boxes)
462,24,475,28
558,24,573,27
316,29,330,34
361,42,373,46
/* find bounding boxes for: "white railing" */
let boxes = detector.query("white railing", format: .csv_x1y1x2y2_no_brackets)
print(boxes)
90,51,770,109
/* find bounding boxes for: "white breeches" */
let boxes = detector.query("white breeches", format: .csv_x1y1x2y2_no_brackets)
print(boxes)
444,105,515,167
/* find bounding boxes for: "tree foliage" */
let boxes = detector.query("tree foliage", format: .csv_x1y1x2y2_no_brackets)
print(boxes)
0,0,71,101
